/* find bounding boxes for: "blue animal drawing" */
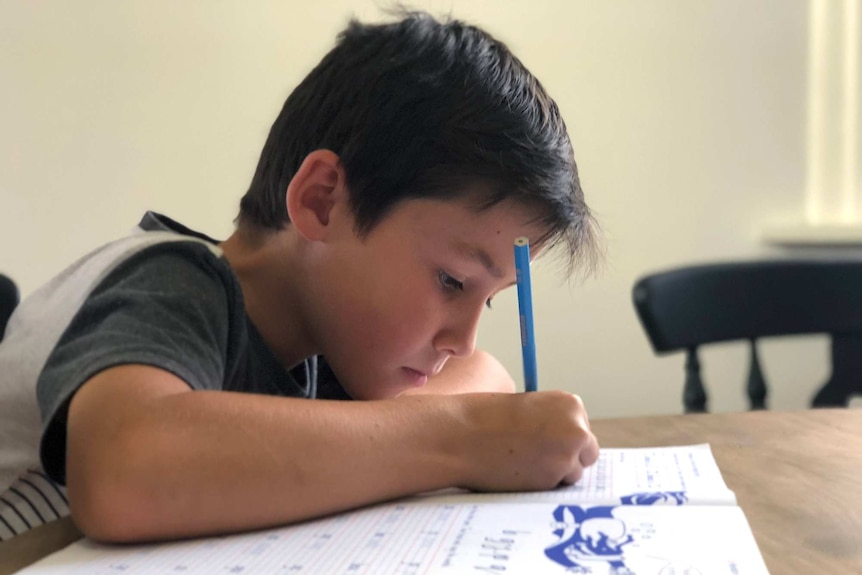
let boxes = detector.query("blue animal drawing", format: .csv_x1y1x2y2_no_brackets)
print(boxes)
544,492,687,573
620,491,687,506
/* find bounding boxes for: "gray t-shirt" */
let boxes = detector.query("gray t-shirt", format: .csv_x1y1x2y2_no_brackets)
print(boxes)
0,212,346,540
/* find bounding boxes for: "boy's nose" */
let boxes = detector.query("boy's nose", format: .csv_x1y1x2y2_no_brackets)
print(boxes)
433,306,481,358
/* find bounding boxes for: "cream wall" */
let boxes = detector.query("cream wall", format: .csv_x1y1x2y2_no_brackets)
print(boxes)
1,0,842,417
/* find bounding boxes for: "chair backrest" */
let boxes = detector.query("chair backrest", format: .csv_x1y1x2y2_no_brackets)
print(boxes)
0,273,19,342
632,259,862,412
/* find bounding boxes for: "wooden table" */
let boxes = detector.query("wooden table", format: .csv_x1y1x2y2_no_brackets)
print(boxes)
591,408,862,574
0,518,80,575
2,409,860,574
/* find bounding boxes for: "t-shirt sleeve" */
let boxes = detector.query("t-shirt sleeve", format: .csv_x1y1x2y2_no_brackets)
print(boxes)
37,242,242,483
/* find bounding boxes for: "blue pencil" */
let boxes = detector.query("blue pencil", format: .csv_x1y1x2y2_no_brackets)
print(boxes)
514,237,538,392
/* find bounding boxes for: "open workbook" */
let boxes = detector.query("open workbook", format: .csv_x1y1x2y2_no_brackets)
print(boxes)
17,444,769,575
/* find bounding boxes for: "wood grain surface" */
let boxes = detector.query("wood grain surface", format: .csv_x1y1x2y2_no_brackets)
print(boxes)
591,408,862,574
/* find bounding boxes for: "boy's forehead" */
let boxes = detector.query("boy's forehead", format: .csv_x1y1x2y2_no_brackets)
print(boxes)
392,198,548,266
450,239,505,278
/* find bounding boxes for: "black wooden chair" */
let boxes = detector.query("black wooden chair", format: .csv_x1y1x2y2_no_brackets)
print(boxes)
0,273,19,342
632,259,862,413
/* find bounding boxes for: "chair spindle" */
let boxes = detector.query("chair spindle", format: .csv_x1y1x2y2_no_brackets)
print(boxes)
684,348,707,413
747,339,767,410
812,333,862,407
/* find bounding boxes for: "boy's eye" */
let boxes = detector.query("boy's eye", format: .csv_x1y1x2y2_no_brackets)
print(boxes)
438,270,464,291
438,271,493,310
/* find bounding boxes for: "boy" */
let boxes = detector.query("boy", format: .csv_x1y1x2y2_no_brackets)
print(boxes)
0,11,600,543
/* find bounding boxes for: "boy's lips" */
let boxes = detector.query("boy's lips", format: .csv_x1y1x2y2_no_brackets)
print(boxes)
402,357,448,385
402,367,429,385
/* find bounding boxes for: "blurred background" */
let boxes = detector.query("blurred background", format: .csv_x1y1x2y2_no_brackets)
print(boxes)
2,0,860,417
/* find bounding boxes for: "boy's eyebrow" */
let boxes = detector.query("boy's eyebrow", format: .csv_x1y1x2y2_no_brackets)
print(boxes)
453,241,504,279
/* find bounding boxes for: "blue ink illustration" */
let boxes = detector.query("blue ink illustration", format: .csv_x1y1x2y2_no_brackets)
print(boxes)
545,505,633,573
620,492,687,506
544,492,687,574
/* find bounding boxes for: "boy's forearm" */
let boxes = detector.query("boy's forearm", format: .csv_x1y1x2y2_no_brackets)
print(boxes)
67,366,467,542
67,365,596,543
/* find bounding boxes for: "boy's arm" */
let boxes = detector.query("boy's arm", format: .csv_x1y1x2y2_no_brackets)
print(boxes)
400,349,517,396
67,363,597,543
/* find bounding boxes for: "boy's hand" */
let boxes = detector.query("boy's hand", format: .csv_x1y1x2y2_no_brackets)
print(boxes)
449,390,598,492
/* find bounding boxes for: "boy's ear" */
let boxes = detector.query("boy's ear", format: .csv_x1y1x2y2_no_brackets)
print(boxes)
285,149,348,241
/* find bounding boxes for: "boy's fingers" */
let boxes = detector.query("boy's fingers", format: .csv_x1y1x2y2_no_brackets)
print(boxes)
560,466,583,486
579,433,600,467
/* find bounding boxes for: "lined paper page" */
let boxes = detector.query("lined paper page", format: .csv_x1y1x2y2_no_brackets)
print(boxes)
556,443,736,504
19,502,768,574
421,444,737,506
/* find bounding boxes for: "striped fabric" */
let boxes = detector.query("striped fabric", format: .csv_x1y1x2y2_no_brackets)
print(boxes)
0,469,68,541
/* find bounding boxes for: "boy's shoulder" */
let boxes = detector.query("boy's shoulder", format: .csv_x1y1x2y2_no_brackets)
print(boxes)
0,212,238,417
11,212,228,341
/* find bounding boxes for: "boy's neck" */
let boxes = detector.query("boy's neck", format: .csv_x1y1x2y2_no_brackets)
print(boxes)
219,227,318,370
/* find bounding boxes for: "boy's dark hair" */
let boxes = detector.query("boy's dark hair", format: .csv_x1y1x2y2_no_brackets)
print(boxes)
238,10,599,274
